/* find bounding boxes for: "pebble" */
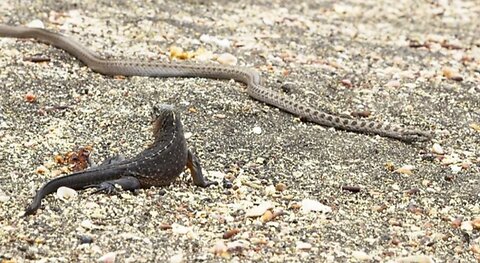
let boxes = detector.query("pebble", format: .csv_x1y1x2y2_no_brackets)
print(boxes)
169,46,194,60
217,53,237,66
351,251,372,260
395,255,434,263
245,202,273,217
222,228,240,239
207,171,227,180
340,79,353,88
261,210,274,222
472,244,480,255
292,171,303,178
57,186,78,200
460,221,473,232
450,165,462,173
171,223,192,235
80,220,97,230
79,235,94,244
451,217,463,228
24,92,37,103
195,49,215,62
386,80,401,88
213,114,226,119
0,190,10,202
441,154,461,165
97,252,116,263
169,252,184,263
469,123,480,132
26,19,44,28
431,143,444,155
296,241,312,251
264,185,276,196
442,67,463,81
199,34,230,48
210,240,229,257
227,240,248,251
255,157,265,163
184,132,192,139
35,165,49,174
300,199,332,214
471,217,480,230
394,165,415,176
275,183,287,192
222,178,233,189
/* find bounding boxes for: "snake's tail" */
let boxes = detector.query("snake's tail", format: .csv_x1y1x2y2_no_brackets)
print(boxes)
247,83,431,142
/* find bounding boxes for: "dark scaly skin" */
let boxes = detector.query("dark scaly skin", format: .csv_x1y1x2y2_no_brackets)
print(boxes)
24,105,216,216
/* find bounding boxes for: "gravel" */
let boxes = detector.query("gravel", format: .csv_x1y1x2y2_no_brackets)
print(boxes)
0,0,479,262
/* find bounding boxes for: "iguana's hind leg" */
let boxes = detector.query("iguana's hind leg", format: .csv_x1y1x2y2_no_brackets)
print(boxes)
187,150,218,187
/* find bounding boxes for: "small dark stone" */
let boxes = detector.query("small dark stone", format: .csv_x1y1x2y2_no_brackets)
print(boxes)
444,174,455,181
421,154,436,162
18,245,28,252
341,185,361,193
280,82,296,94
79,235,94,244
223,178,233,189
406,188,420,195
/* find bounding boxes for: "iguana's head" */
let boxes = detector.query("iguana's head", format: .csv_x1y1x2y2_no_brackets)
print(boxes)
151,104,182,140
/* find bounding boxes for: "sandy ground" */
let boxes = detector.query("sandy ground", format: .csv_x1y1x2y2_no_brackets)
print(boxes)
0,0,479,262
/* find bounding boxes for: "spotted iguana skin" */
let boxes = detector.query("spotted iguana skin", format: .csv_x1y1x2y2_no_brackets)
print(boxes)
24,105,216,216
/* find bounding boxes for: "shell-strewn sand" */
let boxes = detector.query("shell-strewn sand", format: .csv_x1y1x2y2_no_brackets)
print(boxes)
0,1,479,262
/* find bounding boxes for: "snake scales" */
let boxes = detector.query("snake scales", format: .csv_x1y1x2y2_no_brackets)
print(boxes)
0,24,431,142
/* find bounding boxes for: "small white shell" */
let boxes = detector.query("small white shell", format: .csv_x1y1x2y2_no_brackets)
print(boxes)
450,165,462,173
56,186,78,200
352,251,373,260
27,19,45,29
252,126,262,134
395,255,434,263
296,241,312,251
171,223,192,235
169,252,184,263
80,219,97,230
431,143,445,155
264,185,276,196
210,240,228,256
0,189,10,202
217,53,237,66
97,252,116,263
394,165,415,175
300,199,332,214
245,202,273,217
199,34,230,48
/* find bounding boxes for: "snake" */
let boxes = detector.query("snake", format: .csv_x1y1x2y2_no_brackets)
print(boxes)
0,24,432,142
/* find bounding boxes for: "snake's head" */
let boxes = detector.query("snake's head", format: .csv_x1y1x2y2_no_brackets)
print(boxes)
400,130,433,143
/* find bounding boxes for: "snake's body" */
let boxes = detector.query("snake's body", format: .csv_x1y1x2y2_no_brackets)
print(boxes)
0,25,431,142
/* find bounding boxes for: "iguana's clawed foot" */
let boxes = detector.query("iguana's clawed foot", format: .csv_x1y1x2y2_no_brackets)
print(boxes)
86,176,141,195
198,180,218,188
186,150,219,188
89,182,120,195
